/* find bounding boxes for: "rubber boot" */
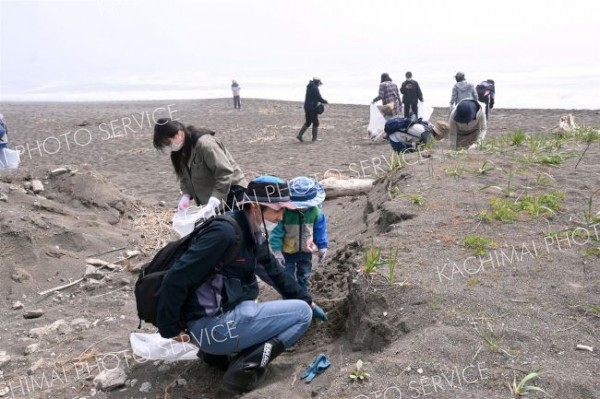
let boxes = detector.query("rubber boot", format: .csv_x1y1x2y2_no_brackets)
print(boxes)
296,125,308,142
311,126,319,141
197,349,232,371
221,338,285,394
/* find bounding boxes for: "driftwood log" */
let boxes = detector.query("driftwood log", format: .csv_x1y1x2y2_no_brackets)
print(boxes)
320,177,374,199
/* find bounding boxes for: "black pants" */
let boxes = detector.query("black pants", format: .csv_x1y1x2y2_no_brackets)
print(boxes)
303,109,319,128
404,102,418,119
481,96,494,119
233,96,241,109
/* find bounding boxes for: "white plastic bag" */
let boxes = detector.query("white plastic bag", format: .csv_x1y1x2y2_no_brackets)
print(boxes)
0,148,20,169
172,205,213,237
418,101,433,122
367,104,387,141
129,332,198,361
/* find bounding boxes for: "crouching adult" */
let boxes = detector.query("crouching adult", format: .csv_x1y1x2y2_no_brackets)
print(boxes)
386,119,449,153
156,175,327,395
448,98,487,149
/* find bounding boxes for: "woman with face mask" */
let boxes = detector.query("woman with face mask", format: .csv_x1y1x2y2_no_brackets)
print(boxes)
153,119,247,212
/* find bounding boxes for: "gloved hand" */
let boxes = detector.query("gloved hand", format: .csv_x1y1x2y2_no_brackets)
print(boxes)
312,304,328,322
207,196,221,210
318,248,327,264
448,105,454,115
372,98,378,104
178,194,191,211
300,353,331,383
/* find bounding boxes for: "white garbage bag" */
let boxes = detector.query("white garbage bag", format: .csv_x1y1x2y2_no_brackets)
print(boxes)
0,148,20,169
418,101,433,122
129,332,198,361
367,104,387,141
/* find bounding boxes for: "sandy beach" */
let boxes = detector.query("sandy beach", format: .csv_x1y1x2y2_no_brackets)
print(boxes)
0,98,599,399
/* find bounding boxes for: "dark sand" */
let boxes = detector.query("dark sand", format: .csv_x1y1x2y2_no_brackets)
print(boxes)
0,99,599,398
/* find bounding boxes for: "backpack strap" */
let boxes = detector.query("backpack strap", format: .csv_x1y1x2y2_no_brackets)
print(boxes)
211,214,243,273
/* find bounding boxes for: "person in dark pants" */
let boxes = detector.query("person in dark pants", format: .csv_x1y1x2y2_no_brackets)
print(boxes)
476,79,495,119
296,77,328,142
231,80,241,109
400,71,424,120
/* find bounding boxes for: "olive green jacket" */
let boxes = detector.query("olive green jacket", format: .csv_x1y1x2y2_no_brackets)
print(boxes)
180,134,247,205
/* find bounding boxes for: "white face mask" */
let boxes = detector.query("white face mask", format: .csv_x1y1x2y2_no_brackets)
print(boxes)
170,142,183,152
169,132,184,152
263,220,279,233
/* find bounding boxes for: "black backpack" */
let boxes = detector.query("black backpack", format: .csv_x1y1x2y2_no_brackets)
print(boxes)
134,214,242,328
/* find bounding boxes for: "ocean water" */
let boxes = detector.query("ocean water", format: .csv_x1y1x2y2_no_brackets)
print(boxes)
2,65,599,110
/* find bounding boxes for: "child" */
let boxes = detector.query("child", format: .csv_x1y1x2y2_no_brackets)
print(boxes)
270,176,328,294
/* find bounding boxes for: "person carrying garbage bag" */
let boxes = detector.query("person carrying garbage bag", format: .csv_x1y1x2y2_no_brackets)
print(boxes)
0,114,20,169
297,77,328,142
155,175,328,395
153,118,247,214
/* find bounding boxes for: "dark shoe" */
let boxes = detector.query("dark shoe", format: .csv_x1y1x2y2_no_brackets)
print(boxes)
311,127,319,141
297,125,308,142
197,350,232,371
222,338,285,394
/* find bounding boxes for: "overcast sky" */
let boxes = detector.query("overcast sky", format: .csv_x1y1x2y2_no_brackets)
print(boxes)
1,0,599,107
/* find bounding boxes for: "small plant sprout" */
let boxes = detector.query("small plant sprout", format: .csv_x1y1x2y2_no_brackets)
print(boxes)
537,154,563,166
475,322,512,357
574,126,600,168
486,167,515,197
387,246,400,283
363,239,382,276
445,163,467,177
407,191,427,206
476,160,496,175
510,129,527,146
510,369,546,397
583,188,600,225
462,234,497,256
349,360,370,382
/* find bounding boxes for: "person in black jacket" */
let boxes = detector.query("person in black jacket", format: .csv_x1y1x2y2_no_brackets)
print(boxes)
156,175,327,395
400,71,424,119
296,77,328,142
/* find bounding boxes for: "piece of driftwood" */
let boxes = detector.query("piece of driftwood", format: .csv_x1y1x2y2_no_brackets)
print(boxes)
38,277,84,295
320,177,374,199
576,344,593,352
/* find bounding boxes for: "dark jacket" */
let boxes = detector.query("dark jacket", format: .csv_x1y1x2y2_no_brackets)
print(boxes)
304,80,328,112
400,79,424,104
156,210,312,338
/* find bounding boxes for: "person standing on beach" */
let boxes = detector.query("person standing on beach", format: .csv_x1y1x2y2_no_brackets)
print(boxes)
231,80,241,109
448,98,487,150
153,118,247,213
296,77,328,142
449,72,478,113
400,71,423,120
372,73,402,118
0,114,9,167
